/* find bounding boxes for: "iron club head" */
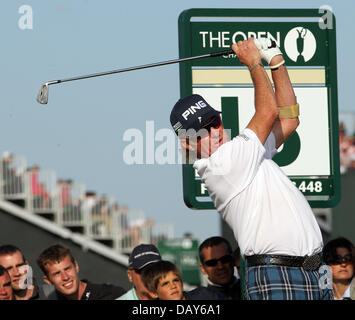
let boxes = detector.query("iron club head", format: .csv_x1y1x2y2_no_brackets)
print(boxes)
37,83,49,104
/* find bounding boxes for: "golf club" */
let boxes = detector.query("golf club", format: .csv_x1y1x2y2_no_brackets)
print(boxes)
37,40,276,104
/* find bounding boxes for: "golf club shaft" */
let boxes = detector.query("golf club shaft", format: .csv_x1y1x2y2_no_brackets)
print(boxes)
48,49,234,85
37,40,276,104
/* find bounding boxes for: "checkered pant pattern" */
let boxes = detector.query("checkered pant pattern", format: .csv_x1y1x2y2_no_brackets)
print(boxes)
245,264,333,300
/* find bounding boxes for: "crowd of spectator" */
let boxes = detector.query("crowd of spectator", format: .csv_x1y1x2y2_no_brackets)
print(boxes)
0,235,354,300
339,122,355,174
1,120,355,301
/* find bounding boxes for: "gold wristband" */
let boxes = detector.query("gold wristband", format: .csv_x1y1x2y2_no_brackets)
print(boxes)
248,62,264,72
278,103,299,118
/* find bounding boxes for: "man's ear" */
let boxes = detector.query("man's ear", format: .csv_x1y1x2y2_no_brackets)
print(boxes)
43,275,52,286
127,269,133,283
148,290,159,299
74,261,79,273
200,263,208,276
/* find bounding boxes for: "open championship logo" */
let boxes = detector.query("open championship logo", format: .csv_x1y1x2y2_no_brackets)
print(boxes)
284,27,317,63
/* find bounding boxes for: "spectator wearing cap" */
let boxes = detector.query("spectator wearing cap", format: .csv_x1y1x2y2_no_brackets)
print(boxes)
117,243,161,300
323,237,354,300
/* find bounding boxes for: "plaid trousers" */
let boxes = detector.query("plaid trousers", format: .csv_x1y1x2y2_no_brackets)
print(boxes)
245,263,333,300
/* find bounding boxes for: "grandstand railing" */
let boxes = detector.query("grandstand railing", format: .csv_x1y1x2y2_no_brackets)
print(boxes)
54,181,86,227
0,155,27,200
0,153,175,253
25,169,57,215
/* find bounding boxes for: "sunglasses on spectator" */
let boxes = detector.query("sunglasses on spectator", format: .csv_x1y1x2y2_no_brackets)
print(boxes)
330,254,352,265
204,254,233,267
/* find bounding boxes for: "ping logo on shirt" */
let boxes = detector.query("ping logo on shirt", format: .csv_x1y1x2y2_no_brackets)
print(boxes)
182,100,207,120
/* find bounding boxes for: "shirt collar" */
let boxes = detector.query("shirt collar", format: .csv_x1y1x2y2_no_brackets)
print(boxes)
334,278,354,300
207,276,238,288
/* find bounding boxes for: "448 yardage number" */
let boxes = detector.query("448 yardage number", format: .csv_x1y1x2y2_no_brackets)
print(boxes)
292,180,323,193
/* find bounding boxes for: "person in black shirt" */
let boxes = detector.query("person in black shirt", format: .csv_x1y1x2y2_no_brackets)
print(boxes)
199,237,241,300
37,244,126,300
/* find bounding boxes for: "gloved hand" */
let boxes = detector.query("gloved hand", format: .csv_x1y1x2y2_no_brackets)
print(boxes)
254,38,282,65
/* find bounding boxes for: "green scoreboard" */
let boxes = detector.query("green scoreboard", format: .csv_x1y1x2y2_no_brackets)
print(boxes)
157,238,201,285
178,8,340,209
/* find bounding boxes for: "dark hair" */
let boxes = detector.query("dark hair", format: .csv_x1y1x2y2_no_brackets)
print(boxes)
0,265,10,277
0,244,26,262
198,236,232,263
322,237,354,264
37,244,76,276
141,260,182,294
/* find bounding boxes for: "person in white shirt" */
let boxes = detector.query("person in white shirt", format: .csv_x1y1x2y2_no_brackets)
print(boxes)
117,244,162,300
170,38,332,300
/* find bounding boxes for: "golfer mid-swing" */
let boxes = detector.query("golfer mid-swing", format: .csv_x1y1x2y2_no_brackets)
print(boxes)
170,38,332,300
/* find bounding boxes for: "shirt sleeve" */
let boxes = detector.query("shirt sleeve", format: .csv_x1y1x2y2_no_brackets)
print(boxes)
263,131,277,159
197,128,266,212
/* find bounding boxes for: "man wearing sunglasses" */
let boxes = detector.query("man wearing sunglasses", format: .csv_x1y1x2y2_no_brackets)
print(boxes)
170,38,330,300
199,237,241,300
323,237,354,300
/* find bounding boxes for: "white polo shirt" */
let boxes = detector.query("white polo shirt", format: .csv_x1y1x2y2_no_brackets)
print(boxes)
194,128,323,257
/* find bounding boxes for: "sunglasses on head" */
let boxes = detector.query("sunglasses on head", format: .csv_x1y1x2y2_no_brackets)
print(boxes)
330,254,352,265
203,254,233,267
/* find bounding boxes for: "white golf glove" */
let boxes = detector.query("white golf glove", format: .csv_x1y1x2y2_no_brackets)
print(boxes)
254,38,282,65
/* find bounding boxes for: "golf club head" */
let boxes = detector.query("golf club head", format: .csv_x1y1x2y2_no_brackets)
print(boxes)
37,83,49,104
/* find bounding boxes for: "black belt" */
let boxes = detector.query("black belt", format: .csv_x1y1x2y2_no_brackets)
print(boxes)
245,253,322,271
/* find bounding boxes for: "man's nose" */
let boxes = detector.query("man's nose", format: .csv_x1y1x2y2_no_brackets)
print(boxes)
12,266,21,276
215,260,225,268
61,271,69,280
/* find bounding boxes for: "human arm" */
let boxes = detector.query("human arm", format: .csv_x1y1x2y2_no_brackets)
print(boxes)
269,55,299,148
232,38,279,145
255,38,299,148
